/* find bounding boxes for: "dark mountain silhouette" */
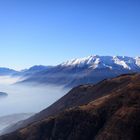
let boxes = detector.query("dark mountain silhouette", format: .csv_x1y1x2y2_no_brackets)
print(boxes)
1,73,140,140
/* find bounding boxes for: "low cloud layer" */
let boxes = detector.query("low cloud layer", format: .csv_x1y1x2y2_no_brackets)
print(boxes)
0,76,69,116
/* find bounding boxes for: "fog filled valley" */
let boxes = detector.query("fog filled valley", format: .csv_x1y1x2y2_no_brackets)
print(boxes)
0,76,69,133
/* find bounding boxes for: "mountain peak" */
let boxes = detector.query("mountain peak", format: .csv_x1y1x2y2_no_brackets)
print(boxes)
60,55,140,70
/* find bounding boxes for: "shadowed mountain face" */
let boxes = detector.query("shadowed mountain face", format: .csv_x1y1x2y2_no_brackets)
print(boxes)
3,73,135,134
0,73,140,140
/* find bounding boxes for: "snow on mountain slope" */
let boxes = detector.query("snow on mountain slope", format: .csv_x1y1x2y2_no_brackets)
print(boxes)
136,57,140,67
60,55,140,70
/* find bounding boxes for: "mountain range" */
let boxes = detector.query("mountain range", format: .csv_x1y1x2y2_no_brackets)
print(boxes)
0,73,140,140
0,55,140,88
0,55,139,89
13,55,140,87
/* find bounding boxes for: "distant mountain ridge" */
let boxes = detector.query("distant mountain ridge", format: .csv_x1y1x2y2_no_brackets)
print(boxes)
17,65,52,77
1,55,140,88
18,55,140,88
0,68,18,76
60,55,140,70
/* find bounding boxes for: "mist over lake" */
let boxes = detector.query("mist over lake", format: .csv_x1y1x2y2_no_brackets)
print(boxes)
0,76,69,116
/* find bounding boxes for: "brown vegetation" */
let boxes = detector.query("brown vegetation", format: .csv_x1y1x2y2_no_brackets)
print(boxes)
0,73,140,140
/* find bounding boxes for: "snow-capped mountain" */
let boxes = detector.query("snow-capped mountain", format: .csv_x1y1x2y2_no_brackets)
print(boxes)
19,55,140,88
61,55,140,71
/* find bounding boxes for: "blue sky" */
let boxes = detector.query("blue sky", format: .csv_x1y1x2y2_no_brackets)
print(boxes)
0,0,140,70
